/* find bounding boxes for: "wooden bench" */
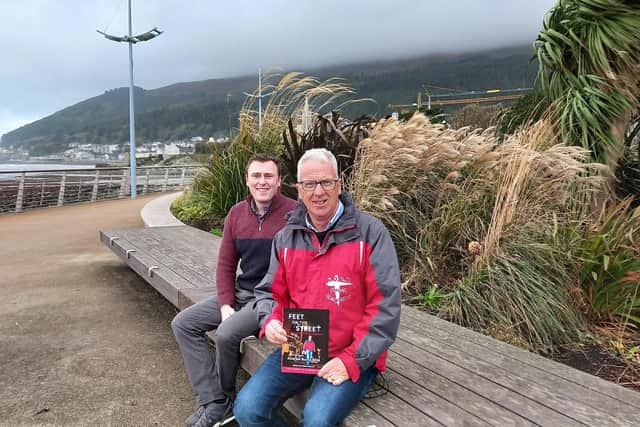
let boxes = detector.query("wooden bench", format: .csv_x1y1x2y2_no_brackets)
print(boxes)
101,226,640,426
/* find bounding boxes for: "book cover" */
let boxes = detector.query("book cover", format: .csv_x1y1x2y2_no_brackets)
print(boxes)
281,308,329,374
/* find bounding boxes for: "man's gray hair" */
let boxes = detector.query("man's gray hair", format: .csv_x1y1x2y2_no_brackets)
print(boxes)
296,148,339,181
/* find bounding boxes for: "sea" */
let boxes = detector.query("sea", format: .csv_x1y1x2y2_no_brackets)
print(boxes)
0,162,96,179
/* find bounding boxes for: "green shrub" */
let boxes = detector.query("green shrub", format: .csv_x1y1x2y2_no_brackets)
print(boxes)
576,198,640,324
534,0,640,165
420,284,448,311
171,192,210,222
446,229,586,352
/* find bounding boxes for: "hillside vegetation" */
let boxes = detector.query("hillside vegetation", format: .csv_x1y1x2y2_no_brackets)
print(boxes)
1,45,537,155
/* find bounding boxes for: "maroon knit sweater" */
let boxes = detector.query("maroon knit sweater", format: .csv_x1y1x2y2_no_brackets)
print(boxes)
216,193,298,306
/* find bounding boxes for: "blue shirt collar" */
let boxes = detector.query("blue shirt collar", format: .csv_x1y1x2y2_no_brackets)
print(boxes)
305,200,344,232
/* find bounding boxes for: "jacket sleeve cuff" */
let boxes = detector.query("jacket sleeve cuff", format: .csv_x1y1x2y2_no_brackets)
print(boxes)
258,315,270,338
218,295,234,307
338,354,361,383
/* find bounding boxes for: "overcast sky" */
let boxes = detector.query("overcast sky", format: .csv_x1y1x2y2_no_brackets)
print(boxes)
0,0,557,138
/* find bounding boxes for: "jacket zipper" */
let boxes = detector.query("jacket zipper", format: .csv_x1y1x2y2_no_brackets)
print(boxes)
298,224,356,256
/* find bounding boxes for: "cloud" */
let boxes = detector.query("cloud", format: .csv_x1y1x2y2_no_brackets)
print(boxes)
0,109,33,142
0,0,557,137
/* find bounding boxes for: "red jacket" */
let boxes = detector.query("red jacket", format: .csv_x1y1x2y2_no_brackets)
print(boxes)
255,192,401,382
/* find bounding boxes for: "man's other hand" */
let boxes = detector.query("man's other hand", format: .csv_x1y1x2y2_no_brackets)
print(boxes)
220,304,236,322
318,357,349,385
265,319,287,344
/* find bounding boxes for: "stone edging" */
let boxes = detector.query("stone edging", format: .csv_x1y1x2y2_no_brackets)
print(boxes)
140,191,185,228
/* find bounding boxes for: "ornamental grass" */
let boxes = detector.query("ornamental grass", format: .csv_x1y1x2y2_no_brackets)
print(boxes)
240,71,371,155
349,113,609,351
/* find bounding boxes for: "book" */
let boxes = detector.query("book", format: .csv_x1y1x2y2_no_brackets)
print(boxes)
281,308,329,374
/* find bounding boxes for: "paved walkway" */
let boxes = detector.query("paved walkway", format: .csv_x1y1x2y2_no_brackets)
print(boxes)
0,197,195,426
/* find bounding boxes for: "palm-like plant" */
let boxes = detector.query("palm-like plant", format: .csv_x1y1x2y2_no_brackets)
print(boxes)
281,112,376,187
534,0,640,165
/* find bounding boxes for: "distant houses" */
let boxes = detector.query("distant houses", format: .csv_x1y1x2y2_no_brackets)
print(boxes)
2,135,230,162
63,143,119,161
135,142,186,159
0,145,28,160
63,138,208,161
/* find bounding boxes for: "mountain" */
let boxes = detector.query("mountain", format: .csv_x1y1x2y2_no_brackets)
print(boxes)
1,45,537,155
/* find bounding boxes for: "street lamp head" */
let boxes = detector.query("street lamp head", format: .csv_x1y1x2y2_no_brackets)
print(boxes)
96,30,128,43
132,28,163,42
96,28,162,44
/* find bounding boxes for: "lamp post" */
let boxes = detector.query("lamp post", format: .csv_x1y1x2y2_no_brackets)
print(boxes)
243,68,272,131
97,0,162,198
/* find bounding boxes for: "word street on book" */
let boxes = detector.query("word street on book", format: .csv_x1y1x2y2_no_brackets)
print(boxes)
281,308,329,374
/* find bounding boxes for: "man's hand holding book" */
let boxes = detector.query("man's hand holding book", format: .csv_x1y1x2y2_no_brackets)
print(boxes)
265,319,287,344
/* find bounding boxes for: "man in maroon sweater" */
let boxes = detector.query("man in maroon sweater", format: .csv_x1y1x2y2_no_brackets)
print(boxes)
172,153,297,427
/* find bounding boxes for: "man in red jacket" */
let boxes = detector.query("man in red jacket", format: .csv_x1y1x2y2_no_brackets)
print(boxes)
234,148,402,427
172,153,297,427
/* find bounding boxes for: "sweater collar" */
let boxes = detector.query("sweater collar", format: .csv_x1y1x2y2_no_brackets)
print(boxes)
246,192,286,215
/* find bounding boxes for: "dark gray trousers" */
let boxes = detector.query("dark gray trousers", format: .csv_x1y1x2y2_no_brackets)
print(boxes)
171,293,259,406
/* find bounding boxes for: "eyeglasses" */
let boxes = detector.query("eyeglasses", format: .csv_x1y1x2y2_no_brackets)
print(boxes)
297,179,339,192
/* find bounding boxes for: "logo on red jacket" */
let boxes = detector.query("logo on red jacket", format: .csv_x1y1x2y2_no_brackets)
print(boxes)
326,275,352,305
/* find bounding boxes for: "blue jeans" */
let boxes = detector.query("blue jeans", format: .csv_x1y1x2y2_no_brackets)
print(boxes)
234,349,378,427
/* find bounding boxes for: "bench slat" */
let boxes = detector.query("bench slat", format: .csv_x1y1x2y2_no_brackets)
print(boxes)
117,227,217,288
100,230,195,306
384,350,533,426
402,308,640,409
375,368,489,427
396,323,629,426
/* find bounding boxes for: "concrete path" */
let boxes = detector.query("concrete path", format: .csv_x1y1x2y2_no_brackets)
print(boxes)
0,197,195,426
140,191,184,227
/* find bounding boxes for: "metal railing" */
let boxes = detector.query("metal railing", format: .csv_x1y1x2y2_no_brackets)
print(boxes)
0,165,204,214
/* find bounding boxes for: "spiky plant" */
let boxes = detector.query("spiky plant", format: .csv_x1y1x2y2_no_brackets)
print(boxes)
239,71,374,192
281,112,376,187
534,0,640,165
